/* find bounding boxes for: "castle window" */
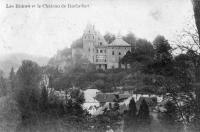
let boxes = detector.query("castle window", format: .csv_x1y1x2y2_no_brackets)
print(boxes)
112,51,115,55
119,52,121,55
100,50,103,53
89,48,90,52
93,36,94,39
96,59,98,62
100,42,102,45
96,49,98,53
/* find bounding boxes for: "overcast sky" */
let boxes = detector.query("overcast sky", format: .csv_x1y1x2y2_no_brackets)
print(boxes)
0,0,194,57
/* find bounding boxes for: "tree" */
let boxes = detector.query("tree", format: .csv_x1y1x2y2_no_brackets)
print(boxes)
71,38,83,48
124,98,137,132
39,84,48,112
68,88,85,105
15,60,42,122
9,67,16,91
159,101,182,132
186,50,200,80
0,76,7,96
153,35,172,63
174,54,194,92
192,0,200,44
120,51,135,70
175,16,199,53
65,88,86,115
164,101,177,122
190,2,200,131
150,35,173,76
104,33,115,44
128,98,137,118
106,72,127,91
123,32,137,51
137,99,150,121
137,99,151,132
135,38,154,57
0,69,3,77
121,39,154,71
113,102,120,111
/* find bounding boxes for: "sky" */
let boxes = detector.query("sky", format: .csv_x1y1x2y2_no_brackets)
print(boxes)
0,0,194,57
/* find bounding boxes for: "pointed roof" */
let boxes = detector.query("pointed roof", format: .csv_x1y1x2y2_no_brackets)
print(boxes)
84,23,96,34
109,36,131,47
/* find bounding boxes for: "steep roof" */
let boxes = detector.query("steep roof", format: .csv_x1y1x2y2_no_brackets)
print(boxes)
84,23,96,34
109,37,131,47
95,31,108,47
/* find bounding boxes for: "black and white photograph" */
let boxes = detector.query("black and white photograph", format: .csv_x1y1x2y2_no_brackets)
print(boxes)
0,0,200,132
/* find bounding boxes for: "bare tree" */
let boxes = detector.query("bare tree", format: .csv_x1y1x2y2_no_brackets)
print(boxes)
175,17,199,53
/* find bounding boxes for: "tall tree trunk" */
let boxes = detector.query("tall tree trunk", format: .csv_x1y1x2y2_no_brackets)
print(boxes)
191,0,200,82
192,0,200,44
192,2,200,130
192,0,200,82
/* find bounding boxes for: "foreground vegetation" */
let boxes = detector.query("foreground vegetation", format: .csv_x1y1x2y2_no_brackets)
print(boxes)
0,32,199,131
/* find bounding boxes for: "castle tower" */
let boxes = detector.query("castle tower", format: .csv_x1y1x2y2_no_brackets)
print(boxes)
82,24,97,63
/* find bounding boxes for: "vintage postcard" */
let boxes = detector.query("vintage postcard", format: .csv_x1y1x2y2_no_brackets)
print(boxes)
0,0,200,132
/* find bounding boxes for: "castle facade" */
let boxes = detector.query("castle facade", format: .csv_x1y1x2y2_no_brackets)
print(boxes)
72,24,131,70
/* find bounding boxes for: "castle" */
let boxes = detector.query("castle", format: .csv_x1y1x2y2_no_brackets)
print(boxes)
72,24,131,70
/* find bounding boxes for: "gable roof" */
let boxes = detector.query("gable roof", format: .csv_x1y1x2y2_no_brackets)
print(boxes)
109,37,131,47
94,93,130,103
94,93,117,102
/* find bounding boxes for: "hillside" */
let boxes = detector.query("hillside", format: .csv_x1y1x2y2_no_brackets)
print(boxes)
48,47,72,70
0,53,49,77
